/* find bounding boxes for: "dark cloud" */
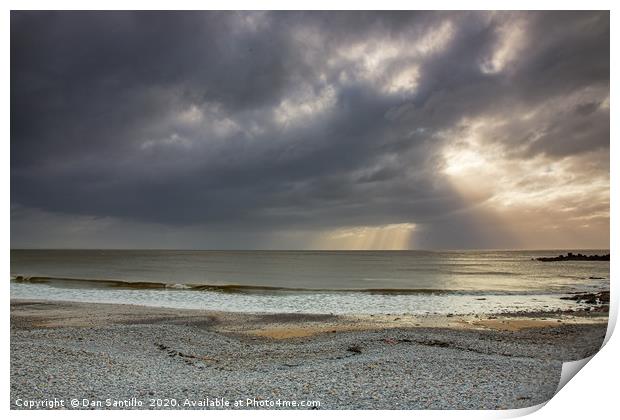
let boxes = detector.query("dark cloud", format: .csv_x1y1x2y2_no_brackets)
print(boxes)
11,11,609,249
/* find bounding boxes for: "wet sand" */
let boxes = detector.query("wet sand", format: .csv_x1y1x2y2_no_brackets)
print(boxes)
10,299,608,410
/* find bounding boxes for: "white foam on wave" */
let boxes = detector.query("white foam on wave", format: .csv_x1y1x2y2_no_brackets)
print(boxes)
10,281,588,316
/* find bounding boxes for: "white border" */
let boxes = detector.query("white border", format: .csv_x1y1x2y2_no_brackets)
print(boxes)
3,2,617,419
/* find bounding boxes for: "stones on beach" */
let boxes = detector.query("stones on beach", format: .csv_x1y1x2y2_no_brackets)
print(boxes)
11,319,608,410
382,338,412,345
11,299,611,410
347,345,363,354
419,340,451,348
155,343,212,366
177,351,196,359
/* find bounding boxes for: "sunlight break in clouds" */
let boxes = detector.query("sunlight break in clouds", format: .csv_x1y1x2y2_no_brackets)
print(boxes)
440,115,609,249
313,223,417,250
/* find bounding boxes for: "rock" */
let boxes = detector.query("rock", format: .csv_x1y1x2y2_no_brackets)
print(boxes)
560,291,609,305
347,345,362,354
535,253,609,262
420,340,451,348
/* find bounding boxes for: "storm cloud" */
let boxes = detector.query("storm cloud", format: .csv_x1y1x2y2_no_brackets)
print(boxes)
11,11,610,249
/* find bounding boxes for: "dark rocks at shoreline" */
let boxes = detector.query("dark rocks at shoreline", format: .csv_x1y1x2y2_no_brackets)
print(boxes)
561,291,610,305
535,252,609,262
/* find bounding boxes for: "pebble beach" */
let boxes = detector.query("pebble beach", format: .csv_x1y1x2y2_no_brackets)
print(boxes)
10,299,608,410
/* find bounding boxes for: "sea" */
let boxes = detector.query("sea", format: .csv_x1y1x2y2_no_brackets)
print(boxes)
10,249,610,315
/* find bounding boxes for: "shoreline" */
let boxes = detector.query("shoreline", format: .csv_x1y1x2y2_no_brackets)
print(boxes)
10,298,608,338
11,299,608,409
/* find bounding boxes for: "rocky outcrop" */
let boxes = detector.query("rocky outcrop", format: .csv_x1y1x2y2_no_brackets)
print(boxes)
560,291,610,305
535,252,609,262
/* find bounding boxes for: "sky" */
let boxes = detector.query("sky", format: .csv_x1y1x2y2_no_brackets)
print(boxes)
11,11,610,250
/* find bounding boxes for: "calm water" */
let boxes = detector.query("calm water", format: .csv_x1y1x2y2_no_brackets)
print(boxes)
10,250,609,315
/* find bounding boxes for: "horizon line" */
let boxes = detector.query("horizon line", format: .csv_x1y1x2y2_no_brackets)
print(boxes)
9,247,611,252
